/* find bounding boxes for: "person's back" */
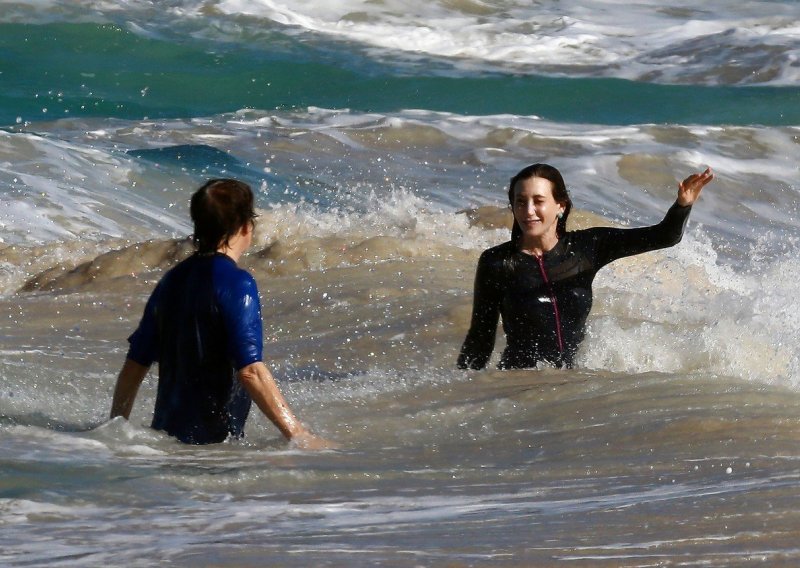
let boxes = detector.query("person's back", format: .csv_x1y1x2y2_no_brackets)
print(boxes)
132,253,258,443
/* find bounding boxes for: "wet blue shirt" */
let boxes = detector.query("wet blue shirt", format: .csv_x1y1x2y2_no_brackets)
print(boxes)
127,253,263,444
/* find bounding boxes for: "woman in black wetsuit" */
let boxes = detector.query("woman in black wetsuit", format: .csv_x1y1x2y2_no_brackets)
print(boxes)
457,163,714,370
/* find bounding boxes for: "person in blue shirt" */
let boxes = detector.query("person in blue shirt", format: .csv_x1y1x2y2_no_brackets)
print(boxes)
110,179,330,448
458,163,714,370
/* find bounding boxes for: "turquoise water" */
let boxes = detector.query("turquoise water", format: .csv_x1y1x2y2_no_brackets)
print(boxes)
2,23,799,127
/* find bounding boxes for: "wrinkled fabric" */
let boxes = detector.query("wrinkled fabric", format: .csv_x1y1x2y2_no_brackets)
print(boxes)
128,253,263,444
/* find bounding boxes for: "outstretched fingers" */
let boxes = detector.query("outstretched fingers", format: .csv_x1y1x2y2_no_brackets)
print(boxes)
677,167,714,206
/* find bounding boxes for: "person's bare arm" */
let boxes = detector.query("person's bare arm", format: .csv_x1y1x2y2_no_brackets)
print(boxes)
110,359,149,420
238,362,335,449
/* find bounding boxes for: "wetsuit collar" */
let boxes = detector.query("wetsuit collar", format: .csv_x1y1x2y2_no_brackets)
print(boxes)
517,236,565,259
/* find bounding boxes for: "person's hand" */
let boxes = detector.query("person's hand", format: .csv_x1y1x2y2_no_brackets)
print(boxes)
290,429,340,450
677,167,714,206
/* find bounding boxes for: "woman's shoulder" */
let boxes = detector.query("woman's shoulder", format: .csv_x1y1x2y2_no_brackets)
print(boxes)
562,226,614,246
479,241,514,261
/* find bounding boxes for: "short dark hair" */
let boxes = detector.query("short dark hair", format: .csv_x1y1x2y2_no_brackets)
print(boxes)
508,163,572,247
190,179,255,253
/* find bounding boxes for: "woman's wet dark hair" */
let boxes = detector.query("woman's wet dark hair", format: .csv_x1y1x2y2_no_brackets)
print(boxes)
508,163,572,249
190,179,255,254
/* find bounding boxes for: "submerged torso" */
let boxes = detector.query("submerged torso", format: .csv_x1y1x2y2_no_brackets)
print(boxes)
458,202,692,370
127,253,263,444
499,237,597,368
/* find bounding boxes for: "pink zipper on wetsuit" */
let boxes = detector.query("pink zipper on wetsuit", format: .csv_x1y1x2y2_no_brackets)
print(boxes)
534,254,565,354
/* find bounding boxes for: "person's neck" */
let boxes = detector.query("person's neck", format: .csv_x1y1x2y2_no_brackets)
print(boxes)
217,233,249,263
518,233,558,257
216,246,238,262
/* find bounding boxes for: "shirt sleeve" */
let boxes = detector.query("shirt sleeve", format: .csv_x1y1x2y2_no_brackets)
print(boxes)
457,249,504,370
126,282,162,366
590,201,693,268
217,269,264,370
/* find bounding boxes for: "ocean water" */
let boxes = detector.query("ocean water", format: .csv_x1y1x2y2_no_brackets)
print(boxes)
2,1,800,565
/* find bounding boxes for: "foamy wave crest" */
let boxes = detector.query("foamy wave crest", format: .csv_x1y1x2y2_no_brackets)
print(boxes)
4,0,796,85
257,187,501,252
582,229,800,386
0,130,189,245
213,0,800,85
15,191,503,294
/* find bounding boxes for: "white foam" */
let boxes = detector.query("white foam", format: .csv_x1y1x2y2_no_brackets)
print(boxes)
213,0,800,85
3,0,797,84
0,498,103,525
581,228,800,386
0,131,189,245
256,187,499,253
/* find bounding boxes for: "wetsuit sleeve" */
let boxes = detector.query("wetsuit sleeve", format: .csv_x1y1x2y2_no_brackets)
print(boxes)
591,201,692,268
457,249,503,370
217,270,264,370
126,282,162,366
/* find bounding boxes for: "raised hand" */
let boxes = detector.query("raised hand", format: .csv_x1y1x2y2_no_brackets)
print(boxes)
677,167,714,206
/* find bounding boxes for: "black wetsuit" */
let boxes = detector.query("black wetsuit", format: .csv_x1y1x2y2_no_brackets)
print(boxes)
457,201,692,370
127,253,263,444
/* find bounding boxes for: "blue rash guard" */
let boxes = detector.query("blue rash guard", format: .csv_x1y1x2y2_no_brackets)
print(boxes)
458,201,692,370
127,253,263,444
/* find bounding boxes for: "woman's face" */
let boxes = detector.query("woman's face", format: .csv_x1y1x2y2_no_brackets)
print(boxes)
512,176,565,246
